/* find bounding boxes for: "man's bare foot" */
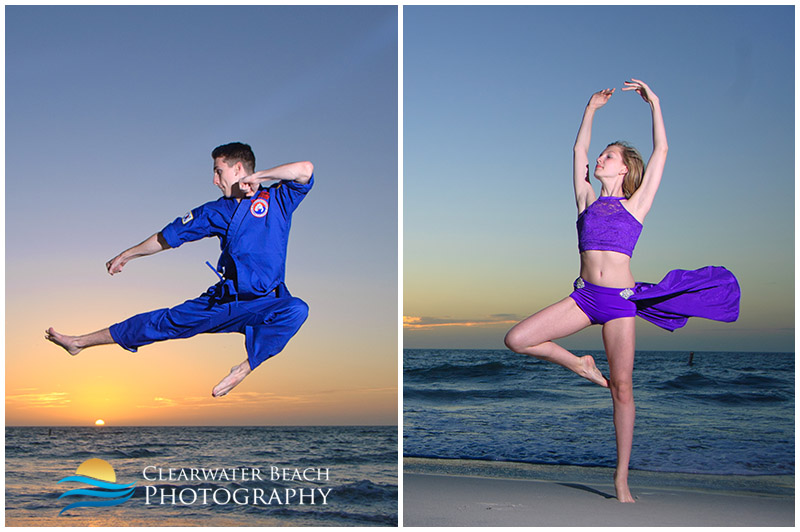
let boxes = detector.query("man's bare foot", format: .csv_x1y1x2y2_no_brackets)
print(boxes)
212,360,252,397
45,328,83,356
578,355,609,387
614,471,635,503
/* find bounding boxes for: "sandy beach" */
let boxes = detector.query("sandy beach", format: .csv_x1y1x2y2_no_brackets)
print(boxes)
404,458,794,527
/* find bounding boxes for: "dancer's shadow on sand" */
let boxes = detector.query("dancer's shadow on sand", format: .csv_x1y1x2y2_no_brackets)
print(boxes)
556,483,616,499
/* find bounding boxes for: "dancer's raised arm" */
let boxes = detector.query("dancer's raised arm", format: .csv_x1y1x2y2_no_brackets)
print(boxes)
574,88,614,212
622,79,668,220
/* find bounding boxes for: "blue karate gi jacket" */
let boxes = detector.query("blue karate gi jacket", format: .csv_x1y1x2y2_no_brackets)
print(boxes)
161,176,314,298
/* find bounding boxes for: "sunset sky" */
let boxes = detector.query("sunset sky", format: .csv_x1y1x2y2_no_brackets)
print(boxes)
4,4,795,427
404,5,794,353
6,6,398,426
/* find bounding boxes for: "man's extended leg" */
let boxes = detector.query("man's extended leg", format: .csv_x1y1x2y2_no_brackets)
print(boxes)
49,292,308,396
45,327,115,356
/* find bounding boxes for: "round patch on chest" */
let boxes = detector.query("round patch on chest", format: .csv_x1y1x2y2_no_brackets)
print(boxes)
250,198,269,218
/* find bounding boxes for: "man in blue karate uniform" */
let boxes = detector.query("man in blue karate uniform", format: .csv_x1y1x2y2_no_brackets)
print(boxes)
46,142,313,397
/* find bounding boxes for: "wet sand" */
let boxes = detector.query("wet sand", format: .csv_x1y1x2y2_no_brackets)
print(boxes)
403,458,794,527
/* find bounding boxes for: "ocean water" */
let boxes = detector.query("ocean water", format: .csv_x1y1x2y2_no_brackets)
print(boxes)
6,425,397,527
404,349,794,477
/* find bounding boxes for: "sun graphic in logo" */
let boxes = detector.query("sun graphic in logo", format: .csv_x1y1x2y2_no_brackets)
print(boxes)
57,458,135,515
76,458,116,483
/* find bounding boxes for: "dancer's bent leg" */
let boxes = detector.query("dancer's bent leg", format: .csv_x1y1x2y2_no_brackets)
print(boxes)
45,327,114,356
504,298,608,387
602,317,636,503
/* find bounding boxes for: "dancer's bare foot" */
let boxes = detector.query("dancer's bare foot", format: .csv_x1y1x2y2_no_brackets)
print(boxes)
212,359,252,397
45,328,83,356
578,355,609,387
614,471,635,503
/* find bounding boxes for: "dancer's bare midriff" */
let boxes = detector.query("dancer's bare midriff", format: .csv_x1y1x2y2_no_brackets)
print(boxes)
579,250,635,288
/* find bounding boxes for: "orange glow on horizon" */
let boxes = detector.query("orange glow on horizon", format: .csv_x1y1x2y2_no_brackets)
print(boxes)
403,315,517,330
9,325,396,426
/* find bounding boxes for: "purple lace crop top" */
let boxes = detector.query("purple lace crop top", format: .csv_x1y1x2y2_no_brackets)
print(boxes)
577,196,642,257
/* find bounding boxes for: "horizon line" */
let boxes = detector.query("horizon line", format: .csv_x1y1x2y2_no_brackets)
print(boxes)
402,347,794,354
6,423,398,428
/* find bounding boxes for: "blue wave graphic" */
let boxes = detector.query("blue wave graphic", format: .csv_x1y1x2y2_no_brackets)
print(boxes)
59,487,136,499
58,475,136,490
57,475,136,515
59,491,135,514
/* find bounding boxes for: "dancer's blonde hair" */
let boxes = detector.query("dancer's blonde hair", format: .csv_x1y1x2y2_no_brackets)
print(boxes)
609,141,645,199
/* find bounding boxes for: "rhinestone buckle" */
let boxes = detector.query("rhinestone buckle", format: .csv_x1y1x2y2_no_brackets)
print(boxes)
619,288,634,300
575,278,585,289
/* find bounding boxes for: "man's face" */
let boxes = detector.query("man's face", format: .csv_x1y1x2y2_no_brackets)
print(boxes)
213,157,243,197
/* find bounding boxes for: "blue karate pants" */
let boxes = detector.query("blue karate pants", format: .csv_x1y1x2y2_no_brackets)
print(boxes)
109,290,308,370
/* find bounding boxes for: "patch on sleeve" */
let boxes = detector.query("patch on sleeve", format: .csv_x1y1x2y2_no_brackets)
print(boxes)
182,211,194,224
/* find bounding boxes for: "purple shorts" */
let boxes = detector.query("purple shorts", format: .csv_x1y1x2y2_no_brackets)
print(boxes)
569,277,636,325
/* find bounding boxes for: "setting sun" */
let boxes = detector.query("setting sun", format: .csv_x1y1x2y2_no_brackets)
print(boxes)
95,419,105,426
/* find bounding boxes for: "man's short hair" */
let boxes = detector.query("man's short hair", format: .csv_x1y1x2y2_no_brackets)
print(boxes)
212,142,256,174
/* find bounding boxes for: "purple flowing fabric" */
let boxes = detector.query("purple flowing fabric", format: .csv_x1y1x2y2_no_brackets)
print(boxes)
629,266,740,332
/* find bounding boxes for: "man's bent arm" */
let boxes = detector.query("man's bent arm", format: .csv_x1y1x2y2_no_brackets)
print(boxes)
106,232,171,275
239,161,314,195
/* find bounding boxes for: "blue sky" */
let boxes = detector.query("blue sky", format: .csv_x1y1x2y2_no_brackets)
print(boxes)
404,5,794,352
6,6,398,425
